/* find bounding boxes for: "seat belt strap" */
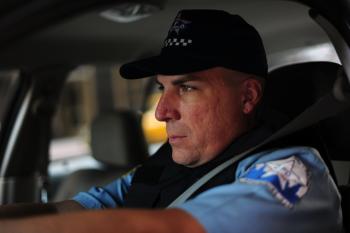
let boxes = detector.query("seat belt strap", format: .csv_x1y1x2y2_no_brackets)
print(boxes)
167,91,350,208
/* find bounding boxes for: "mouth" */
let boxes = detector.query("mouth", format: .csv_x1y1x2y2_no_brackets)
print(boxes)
168,135,186,144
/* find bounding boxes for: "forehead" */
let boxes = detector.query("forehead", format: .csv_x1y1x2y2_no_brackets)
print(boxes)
156,67,249,87
156,67,237,84
156,73,203,84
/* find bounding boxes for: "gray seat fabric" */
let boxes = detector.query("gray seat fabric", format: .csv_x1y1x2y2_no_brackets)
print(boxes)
266,61,348,166
53,110,148,201
90,111,149,167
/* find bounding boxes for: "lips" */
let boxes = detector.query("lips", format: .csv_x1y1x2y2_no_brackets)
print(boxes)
168,135,186,144
166,124,188,144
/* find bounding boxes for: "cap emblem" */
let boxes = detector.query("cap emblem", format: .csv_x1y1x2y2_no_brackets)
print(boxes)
169,14,191,35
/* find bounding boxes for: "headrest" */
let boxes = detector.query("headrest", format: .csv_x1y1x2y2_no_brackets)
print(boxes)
266,61,341,118
90,110,148,167
266,61,350,161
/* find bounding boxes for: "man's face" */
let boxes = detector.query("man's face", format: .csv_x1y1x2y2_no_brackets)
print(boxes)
155,67,257,167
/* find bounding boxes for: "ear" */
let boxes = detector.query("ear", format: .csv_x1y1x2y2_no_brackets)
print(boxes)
241,78,263,114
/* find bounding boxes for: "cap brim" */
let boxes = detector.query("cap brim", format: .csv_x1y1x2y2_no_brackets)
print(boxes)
120,53,216,79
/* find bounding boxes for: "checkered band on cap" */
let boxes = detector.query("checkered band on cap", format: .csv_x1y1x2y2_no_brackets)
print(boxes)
163,38,193,47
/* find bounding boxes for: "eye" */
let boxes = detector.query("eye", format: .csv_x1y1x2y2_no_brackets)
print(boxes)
157,84,164,91
179,84,195,94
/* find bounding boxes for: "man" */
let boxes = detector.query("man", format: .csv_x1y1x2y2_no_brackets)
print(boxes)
0,9,343,233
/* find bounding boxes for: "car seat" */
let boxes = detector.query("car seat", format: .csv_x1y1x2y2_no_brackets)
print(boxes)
266,61,350,232
53,110,149,201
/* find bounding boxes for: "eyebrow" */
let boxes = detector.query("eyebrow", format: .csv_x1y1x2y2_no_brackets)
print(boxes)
156,75,201,86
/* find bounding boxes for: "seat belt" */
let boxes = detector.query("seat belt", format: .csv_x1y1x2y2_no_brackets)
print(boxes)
167,75,350,208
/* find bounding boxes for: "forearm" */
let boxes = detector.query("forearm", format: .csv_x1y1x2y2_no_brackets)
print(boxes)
0,208,206,233
0,200,84,219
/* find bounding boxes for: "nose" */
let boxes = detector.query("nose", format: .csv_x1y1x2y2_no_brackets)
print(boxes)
155,92,180,122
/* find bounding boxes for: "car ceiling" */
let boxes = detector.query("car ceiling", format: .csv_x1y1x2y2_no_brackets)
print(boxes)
0,0,332,69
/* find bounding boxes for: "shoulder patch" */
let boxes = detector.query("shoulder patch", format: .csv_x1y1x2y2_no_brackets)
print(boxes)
240,156,309,208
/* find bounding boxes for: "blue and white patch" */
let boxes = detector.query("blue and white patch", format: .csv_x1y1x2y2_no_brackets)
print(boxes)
240,156,309,208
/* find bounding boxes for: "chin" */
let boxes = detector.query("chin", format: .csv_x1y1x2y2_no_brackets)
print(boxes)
172,154,202,168
171,150,199,167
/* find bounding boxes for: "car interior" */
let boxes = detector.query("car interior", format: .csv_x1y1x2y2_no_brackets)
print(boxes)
52,109,149,201
0,0,349,231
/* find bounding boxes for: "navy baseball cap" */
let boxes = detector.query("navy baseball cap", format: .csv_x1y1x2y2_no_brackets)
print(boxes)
120,9,267,79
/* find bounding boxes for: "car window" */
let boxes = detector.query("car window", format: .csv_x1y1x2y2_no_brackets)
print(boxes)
49,66,98,180
142,88,167,154
48,64,154,195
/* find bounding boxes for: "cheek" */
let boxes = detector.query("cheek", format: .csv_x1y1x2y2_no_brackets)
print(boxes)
181,104,208,135
189,107,204,121
203,98,243,140
186,103,232,157
182,101,221,138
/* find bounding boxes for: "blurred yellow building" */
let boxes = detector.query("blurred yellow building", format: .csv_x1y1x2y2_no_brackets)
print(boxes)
142,93,167,144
